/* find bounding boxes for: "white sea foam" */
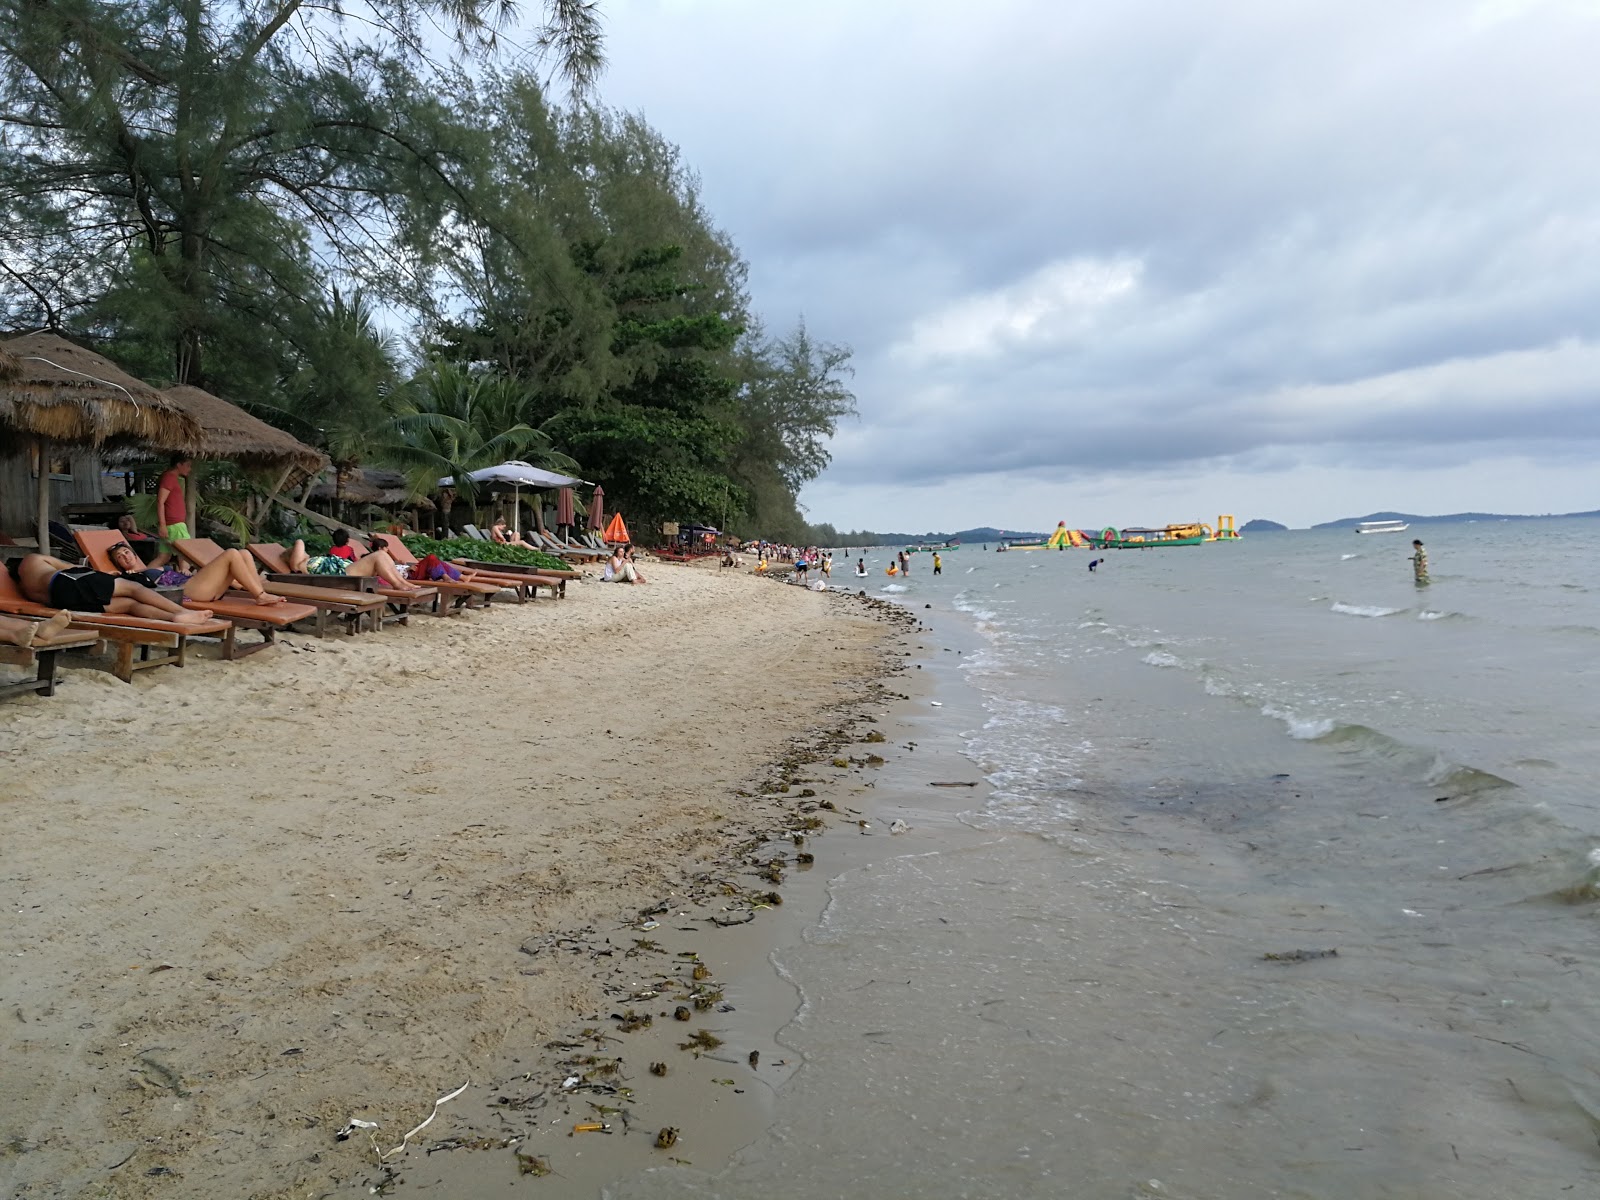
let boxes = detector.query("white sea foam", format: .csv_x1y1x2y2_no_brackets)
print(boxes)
880,583,908,594
1331,602,1405,618
1261,704,1337,739
1341,553,1361,560
1142,650,1187,669
1416,610,1461,621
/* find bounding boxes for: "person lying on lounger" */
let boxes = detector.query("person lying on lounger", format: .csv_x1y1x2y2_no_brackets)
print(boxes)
105,540,285,606
7,554,214,625
488,519,547,552
0,611,73,647
286,538,425,591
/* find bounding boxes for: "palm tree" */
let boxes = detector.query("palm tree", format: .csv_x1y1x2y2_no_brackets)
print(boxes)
382,360,581,528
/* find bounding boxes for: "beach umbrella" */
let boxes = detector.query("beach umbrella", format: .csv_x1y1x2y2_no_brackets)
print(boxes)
436,460,590,537
603,512,630,544
556,486,575,530
588,484,605,532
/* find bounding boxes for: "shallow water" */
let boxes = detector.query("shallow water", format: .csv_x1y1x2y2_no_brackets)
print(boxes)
613,528,1600,1199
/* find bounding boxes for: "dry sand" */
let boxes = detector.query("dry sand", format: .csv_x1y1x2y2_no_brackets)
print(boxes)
0,563,905,1198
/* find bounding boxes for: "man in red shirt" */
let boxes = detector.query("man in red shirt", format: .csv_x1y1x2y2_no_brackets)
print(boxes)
156,459,192,550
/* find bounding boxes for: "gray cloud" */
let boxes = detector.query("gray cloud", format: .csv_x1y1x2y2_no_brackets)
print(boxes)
580,0,1600,525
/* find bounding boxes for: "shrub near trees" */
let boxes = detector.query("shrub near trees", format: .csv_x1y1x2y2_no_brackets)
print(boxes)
0,2,856,541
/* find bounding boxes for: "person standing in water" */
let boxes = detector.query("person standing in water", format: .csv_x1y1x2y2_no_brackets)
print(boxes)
1411,539,1430,585
932,552,942,575
855,558,866,577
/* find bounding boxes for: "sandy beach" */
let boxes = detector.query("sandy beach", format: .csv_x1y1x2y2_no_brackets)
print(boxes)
0,563,906,1198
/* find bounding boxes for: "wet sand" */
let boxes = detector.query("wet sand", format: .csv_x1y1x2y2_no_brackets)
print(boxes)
0,564,909,1199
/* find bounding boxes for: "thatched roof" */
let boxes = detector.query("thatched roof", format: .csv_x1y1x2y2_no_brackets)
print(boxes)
0,332,202,448
161,384,328,481
308,467,432,509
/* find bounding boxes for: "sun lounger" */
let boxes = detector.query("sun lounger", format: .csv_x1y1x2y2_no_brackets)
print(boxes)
378,538,569,601
0,567,237,680
158,536,387,636
528,530,603,563
246,543,438,624
372,538,539,602
351,537,496,611
0,620,104,700
73,530,322,643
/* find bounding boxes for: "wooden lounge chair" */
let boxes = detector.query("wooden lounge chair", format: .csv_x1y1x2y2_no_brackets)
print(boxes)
72,530,321,644
245,542,437,624
350,537,496,611
531,530,605,562
379,538,568,601
159,536,387,636
0,566,238,681
0,619,104,700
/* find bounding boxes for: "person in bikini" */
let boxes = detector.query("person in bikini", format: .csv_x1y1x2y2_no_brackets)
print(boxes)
0,611,74,647
104,540,285,607
7,554,214,625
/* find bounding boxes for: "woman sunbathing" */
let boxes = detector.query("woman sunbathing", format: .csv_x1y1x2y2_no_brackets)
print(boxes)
8,554,214,624
106,540,285,606
287,538,424,591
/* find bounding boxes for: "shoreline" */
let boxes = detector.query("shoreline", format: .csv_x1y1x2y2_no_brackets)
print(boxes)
0,564,915,1200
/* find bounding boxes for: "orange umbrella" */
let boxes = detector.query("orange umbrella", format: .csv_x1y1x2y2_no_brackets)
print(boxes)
603,512,630,544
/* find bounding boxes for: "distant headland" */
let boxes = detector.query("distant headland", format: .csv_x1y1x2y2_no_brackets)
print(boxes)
1312,508,1600,530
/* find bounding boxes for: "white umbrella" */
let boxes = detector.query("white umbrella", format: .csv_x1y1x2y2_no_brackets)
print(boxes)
437,461,591,536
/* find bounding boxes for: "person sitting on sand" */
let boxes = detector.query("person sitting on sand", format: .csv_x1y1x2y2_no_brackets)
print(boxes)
7,554,215,624
286,538,423,590
105,540,285,607
0,611,74,647
603,547,645,584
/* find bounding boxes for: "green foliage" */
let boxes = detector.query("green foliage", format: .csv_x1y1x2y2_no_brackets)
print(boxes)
0,0,604,384
402,536,571,573
3,13,867,547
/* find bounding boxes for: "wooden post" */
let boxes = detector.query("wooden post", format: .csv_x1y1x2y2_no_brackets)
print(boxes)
34,439,51,552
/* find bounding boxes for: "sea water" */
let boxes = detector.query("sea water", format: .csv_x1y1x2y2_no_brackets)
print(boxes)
614,526,1600,1199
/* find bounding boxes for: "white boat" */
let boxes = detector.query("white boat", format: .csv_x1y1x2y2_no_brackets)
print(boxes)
1356,520,1409,534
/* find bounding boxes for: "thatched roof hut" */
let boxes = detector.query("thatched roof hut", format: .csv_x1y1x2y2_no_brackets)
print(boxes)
160,385,328,484
0,333,201,448
308,467,431,508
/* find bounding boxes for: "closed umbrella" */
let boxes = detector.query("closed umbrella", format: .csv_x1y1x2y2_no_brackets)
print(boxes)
556,487,575,530
588,484,605,532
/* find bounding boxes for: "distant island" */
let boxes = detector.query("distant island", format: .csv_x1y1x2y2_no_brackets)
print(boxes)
1313,507,1600,529
1241,519,1287,532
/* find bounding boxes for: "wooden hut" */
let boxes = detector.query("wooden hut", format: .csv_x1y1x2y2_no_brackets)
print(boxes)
0,333,201,549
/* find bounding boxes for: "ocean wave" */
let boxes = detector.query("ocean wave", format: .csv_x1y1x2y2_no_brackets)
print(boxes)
1416,610,1463,621
1341,553,1361,560
880,583,908,593
1330,602,1406,618
1260,704,1337,740
1552,624,1600,638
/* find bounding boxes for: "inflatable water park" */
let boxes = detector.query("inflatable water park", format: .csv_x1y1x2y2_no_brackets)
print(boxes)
1000,517,1241,551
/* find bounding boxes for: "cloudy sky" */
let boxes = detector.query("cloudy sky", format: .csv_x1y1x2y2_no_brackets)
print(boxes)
562,0,1600,530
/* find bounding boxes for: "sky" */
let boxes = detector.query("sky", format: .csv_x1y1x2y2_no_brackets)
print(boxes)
529,0,1600,530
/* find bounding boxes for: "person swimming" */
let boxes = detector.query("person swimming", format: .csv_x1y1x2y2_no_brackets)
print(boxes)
855,558,866,576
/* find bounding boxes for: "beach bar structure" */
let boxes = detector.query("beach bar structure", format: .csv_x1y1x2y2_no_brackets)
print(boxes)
0,334,203,550
1,334,330,549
